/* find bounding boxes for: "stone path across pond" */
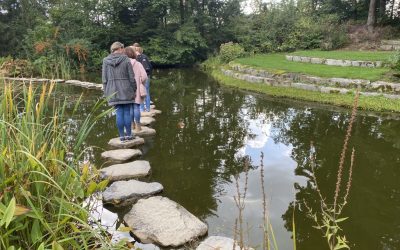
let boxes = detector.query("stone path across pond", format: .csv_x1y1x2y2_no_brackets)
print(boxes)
101,149,142,162
103,180,163,207
140,116,156,126
196,236,254,250
99,160,151,181
124,196,208,247
108,137,145,148
133,126,156,137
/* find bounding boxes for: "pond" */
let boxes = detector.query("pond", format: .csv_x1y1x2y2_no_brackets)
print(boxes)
29,69,400,249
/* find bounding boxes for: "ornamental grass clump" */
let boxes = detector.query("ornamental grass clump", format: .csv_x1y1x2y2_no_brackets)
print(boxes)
0,81,124,249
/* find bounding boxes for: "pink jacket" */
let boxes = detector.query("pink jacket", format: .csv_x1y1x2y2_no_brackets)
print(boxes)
130,59,148,104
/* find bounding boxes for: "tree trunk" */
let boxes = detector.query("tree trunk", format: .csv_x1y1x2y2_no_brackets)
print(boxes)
390,0,395,19
367,0,377,32
179,0,185,24
352,0,358,19
379,0,386,19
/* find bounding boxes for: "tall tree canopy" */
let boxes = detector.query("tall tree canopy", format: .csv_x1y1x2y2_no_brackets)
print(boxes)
1,0,400,68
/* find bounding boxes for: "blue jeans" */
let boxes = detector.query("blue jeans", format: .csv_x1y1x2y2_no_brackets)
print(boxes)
140,78,150,111
131,103,141,124
115,104,132,138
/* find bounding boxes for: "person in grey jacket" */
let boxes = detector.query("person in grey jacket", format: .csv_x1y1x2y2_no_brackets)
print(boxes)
102,41,136,141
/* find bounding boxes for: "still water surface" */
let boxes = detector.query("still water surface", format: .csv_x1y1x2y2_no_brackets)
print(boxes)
58,69,400,249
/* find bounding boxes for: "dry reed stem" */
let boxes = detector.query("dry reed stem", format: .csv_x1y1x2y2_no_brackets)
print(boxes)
233,158,250,249
341,147,355,212
309,142,328,210
259,152,270,250
333,90,359,214
233,218,238,250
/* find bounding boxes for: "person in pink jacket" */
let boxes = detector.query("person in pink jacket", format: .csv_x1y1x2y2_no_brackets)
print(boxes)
125,46,148,132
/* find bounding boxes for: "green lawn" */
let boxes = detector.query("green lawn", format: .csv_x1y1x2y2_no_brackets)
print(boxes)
290,50,393,61
208,67,400,112
234,54,390,81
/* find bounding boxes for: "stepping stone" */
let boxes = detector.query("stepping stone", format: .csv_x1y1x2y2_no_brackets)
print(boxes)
101,149,142,162
197,236,254,250
134,126,156,137
141,109,162,117
99,160,151,181
124,196,208,247
103,180,163,206
151,109,162,115
108,137,145,148
141,111,155,117
140,117,156,126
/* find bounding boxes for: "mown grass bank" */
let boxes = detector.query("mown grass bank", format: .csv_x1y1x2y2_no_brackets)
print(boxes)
235,54,390,81
203,59,400,113
290,50,393,62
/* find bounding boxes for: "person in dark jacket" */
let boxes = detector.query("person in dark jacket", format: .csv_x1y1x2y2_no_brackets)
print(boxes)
102,41,136,141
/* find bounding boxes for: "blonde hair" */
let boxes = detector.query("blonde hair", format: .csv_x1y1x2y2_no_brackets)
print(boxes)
110,41,124,53
134,46,143,54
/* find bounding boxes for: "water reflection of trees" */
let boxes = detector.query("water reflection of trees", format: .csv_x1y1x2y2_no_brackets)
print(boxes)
261,105,400,250
148,69,253,219
149,70,400,248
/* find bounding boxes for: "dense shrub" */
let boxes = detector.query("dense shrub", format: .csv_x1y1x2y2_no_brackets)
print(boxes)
0,57,34,77
319,15,349,50
219,42,246,63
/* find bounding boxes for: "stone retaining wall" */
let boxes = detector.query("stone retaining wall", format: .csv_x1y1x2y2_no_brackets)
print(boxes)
285,55,384,68
381,40,400,51
229,64,400,94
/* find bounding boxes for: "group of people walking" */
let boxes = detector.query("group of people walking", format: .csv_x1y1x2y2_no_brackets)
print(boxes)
102,41,153,142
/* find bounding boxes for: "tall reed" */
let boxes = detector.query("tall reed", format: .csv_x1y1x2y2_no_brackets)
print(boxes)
303,90,359,250
0,81,122,249
232,154,282,250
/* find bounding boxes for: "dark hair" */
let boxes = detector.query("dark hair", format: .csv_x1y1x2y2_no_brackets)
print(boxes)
124,46,136,59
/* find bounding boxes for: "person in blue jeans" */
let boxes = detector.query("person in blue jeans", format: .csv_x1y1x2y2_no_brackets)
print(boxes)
102,41,136,141
133,45,152,112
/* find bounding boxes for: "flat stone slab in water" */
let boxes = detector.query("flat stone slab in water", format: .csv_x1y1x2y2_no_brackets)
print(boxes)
134,126,156,137
103,180,163,206
141,109,162,117
101,149,142,162
152,109,162,115
99,160,151,181
108,137,145,148
197,236,254,250
124,196,208,247
140,117,156,126
141,111,155,117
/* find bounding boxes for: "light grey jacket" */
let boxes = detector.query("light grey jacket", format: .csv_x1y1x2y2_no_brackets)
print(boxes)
102,53,136,106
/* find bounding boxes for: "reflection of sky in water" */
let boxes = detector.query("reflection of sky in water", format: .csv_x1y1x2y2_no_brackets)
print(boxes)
208,112,307,249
